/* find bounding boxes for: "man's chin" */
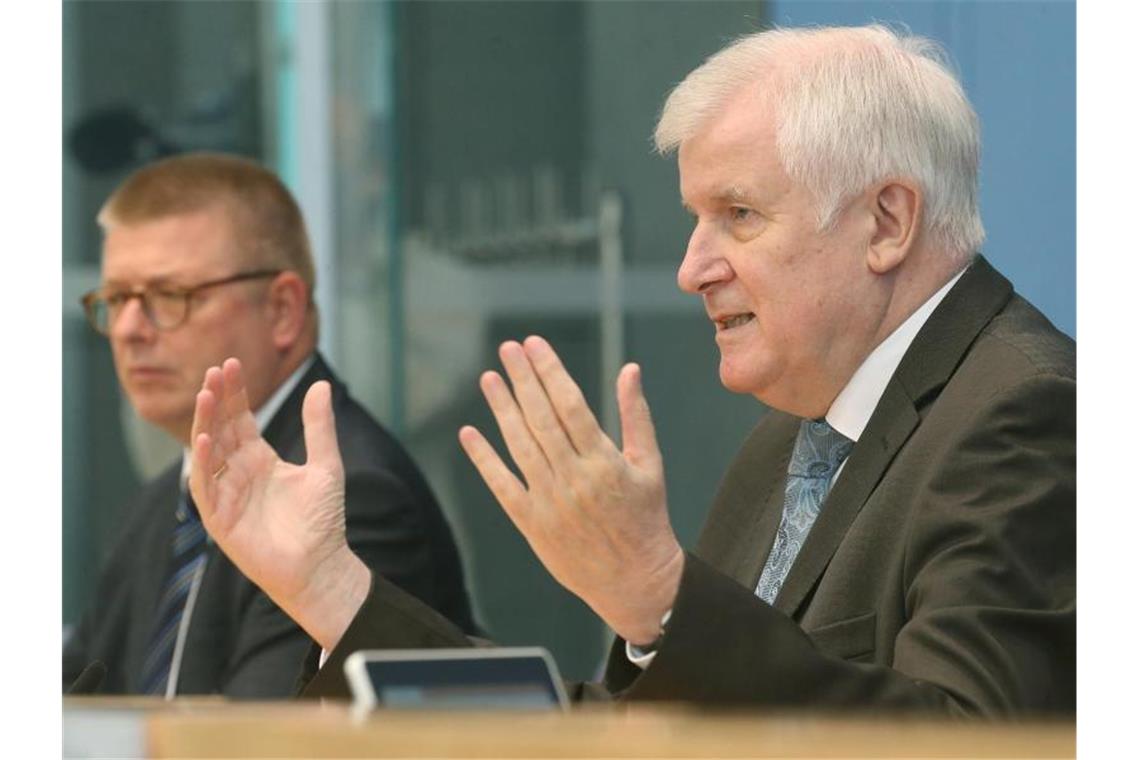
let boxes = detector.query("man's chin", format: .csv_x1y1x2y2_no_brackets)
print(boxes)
717,361,764,397
128,396,193,435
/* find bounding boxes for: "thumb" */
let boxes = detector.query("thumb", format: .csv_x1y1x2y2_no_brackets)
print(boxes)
617,363,661,470
302,381,343,475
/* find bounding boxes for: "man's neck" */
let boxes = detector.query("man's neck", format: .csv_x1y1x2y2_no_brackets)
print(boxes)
253,352,318,430
869,254,967,356
825,265,968,442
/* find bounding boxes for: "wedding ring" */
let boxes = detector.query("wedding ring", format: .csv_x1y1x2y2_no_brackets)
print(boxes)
213,463,229,480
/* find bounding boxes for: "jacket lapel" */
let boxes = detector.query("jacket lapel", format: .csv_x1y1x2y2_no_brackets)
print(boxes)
260,353,341,462
773,383,919,616
772,256,1014,617
137,465,185,617
128,463,185,690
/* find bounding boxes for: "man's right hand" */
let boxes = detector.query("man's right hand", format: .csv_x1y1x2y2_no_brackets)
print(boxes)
188,358,369,651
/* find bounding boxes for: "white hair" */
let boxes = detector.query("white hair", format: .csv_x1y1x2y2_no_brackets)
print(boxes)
655,25,985,262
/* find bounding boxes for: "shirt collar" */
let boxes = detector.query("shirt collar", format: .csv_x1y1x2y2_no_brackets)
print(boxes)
826,268,967,443
180,354,317,486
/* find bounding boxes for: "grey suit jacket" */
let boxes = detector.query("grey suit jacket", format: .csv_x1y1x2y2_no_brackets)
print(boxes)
304,258,1075,716
64,354,477,697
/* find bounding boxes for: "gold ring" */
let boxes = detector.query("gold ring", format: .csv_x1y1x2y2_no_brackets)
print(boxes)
213,463,229,480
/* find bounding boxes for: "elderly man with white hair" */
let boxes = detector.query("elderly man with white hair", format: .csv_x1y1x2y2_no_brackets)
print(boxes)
187,25,1074,715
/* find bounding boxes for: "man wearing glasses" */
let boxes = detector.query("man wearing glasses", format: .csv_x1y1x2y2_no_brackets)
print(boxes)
64,152,476,698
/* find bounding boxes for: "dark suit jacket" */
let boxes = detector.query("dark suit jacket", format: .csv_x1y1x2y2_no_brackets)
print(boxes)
302,258,1075,716
63,354,476,698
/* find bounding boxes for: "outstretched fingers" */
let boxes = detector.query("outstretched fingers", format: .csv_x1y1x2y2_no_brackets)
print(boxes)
498,341,579,468
188,359,256,533
458,424,531,524
189,387,222,526
189,366,223,451
522,336,609,455
479,370,554,492
221,358,261,444
617,363,662,471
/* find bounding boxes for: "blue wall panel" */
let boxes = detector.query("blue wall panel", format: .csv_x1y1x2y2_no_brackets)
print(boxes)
769,1,1075,336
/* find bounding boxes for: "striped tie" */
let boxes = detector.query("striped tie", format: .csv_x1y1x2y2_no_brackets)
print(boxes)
139,490,208,696
755,418,854,605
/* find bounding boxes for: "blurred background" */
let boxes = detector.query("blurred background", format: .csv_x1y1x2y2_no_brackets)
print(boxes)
62,0,1075,682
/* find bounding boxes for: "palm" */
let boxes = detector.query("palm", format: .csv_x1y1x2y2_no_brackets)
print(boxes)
457,337,684,645
189,359,347,605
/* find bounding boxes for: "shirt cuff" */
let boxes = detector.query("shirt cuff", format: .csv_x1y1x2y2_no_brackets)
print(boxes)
625,640,659,669
623,609,672,670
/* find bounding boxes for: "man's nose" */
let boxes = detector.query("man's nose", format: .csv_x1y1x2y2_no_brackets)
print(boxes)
677,223,732,294
109,295,156,342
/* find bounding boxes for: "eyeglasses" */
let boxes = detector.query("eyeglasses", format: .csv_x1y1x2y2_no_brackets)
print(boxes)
81,269,282,335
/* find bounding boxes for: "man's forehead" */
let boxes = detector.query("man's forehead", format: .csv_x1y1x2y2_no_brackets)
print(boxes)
100,207,238,281
677,94,783,200
700,83,779,146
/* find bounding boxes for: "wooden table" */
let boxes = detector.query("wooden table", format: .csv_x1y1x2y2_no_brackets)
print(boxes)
65,697,1075,758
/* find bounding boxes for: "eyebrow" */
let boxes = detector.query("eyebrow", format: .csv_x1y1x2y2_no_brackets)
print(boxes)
718,186,758,204
101,274,188,290
681,185,760,214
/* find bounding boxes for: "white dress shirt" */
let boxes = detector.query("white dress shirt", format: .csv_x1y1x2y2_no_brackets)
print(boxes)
626,267,967,668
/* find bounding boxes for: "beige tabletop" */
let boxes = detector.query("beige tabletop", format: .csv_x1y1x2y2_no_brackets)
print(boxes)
65,697,1074,758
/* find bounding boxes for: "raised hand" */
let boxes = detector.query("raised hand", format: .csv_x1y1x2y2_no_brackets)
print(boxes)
188,358,369,650
458,336,684,645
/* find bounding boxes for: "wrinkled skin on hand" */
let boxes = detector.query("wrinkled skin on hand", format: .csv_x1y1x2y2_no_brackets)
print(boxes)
188,358,368,650
458,336,684,645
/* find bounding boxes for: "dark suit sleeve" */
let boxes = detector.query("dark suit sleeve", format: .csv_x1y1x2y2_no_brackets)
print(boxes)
341,469,442,609
334,409,475,635
214,468,454,698
605,374,1075,715
300,570,474,699
213,585,315,699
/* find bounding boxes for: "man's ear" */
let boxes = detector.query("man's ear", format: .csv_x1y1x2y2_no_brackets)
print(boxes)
265,271,310,350
866,179,922,275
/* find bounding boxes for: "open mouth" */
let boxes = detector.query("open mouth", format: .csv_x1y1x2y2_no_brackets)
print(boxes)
716,313,756,331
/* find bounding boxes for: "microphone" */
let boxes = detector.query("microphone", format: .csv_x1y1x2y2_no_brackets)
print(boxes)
67,661,107,695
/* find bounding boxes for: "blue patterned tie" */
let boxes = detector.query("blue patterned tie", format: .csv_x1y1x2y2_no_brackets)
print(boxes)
755,419,854,604
140,490,208,696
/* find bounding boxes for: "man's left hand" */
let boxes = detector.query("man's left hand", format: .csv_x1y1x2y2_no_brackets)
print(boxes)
458,336,684,646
